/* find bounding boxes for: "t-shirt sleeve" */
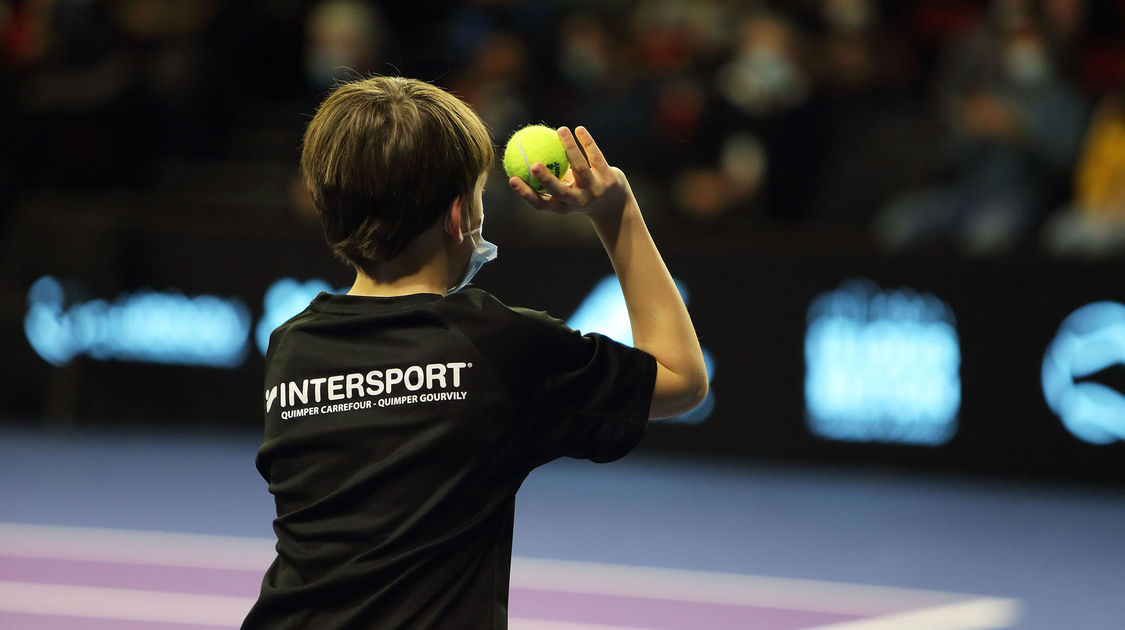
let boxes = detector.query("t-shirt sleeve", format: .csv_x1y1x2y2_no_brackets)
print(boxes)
458,295,657,467
516,312,657,466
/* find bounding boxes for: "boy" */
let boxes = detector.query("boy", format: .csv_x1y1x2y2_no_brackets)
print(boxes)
243,76,707,630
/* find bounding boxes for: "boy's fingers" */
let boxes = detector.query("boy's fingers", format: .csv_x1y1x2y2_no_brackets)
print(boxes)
509,176,551,209
530,162,578,203
575,126,611,175
510,175,571,213
557,127,592,188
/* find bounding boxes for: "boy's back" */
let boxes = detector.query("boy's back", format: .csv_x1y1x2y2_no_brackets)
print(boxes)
243,75,706,629
244,289,655,629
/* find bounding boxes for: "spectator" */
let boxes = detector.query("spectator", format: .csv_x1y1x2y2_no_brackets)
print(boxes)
555,10,653,171
676,8,825,224
451,29,532,145
809,0,943,225
304,0,384,93
112,0,220,157
10,0,153,188
1042,85,1125,256
8,0,1124,259
1042,0,1125,97
874,4,1087,255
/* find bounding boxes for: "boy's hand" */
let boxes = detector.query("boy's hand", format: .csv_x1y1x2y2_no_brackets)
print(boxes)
508,126,632,221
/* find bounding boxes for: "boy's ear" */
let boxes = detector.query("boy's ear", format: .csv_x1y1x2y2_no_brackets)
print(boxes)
444,198,465,244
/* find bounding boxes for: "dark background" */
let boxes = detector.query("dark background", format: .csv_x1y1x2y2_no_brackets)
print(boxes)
2,0,1124,484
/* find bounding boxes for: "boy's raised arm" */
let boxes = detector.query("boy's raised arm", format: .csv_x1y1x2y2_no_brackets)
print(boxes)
508,126,709,419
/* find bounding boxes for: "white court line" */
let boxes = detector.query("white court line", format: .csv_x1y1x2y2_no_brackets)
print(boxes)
0,522,1021,629
510,620,653,630
512,557,979,616
804,598,1021,630
0,581,254,627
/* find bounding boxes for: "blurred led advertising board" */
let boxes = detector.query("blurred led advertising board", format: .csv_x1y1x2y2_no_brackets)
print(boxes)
25,276,251,368
1041,302,1125,445
565,275,716,425
4,221,1123,481
804,279,961,446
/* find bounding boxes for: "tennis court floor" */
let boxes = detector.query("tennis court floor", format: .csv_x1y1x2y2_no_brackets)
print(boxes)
2,426,1122,629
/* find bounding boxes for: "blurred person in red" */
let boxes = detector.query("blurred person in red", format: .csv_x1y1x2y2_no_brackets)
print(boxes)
1039,0,1125,96
8,0,154,188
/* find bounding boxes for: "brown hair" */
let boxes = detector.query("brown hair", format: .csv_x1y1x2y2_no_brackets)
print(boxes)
300,76,494,268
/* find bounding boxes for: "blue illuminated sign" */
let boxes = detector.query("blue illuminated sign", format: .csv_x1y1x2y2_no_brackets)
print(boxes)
1042,302,1125,445
567,275,715,424
256,278,343,355
24,276,251,368
805,279,961,446
567,275,640,347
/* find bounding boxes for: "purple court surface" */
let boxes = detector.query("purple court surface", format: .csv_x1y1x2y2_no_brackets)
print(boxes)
1,425,1123,629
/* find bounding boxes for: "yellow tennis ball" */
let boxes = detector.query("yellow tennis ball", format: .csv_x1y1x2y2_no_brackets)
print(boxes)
503,125,570,192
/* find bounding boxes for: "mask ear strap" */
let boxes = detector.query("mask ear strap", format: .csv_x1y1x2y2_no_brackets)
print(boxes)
462,205,476,235
445,200,466,243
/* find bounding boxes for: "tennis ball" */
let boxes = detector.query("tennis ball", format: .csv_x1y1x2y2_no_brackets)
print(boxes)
503,125,570,192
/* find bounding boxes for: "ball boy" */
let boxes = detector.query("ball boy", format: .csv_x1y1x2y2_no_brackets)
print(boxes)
242,76,708,629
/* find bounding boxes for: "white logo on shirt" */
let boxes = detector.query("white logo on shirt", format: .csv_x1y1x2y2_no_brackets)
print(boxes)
265,386,278,413
265,362,473,419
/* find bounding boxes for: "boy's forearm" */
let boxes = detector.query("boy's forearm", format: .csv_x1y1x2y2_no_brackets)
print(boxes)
591,195,708,417
506,125,706,416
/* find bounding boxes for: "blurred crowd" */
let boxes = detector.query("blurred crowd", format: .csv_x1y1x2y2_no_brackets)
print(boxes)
3,0,1125,257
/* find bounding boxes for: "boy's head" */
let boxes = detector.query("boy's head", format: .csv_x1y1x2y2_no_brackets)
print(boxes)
301,76,495,271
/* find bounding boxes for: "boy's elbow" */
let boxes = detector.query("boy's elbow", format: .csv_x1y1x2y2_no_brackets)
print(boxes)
682,371,709,412
690,374,709,408
662,380,708,419
650,367,709,419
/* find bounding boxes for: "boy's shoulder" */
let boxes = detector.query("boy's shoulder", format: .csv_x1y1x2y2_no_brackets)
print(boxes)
445,288,557,319
263,297,326,359
439,288,570,340
264,288,576,357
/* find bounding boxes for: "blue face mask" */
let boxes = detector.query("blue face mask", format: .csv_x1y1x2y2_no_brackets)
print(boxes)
448,215,497,294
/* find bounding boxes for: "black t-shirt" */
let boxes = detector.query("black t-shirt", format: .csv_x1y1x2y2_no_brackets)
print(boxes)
242,289,656,630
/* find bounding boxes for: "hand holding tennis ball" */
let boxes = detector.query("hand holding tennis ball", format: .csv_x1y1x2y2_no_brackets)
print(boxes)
504,125,570,192
506,125,631,221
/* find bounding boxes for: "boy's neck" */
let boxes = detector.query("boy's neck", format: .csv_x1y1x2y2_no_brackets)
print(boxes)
347,226,453,297
348,270,446,297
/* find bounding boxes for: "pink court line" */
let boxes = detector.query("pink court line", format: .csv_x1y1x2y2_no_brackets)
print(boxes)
0,576,861,630
0,555,263,598
0,523,1020,629
0,554,863,630
0,581,252,626
0,611,228,630
509,587,865,630
0,554,863,629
